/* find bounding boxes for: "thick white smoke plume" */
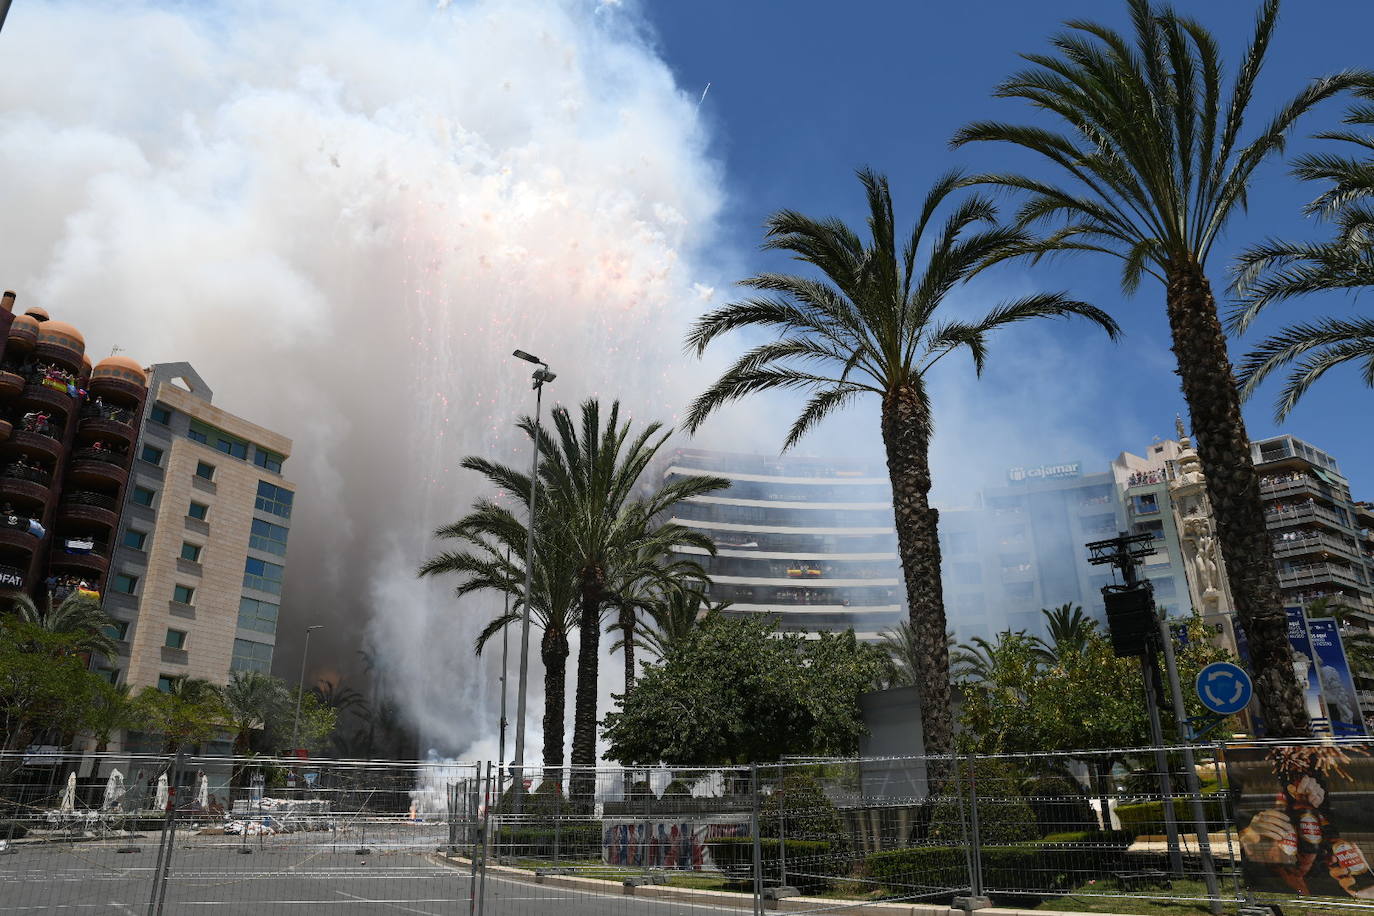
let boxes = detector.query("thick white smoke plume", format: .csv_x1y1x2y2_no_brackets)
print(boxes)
0,0,726,758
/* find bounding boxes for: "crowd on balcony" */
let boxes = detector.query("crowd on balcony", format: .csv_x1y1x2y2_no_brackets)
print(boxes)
1267,497,1320,516
1126,470,1166,487
1274,529,1320,546
19,410,58,436
1288,588,1358,606
1,455,51,484
80,398,134,424
1,502,45,537
1261,471,1316,489
46,574,99,602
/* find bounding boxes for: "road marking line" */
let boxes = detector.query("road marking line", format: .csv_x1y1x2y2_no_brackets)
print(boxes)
334,890,447,915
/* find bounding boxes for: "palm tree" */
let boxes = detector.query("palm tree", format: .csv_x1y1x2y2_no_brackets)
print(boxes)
311,677,367,717
8,590,118,659
523,400,726,779
952,631,1039,683
1033,604,1097,665
221,670,287,786
604,556,711,692
1230,96,1374,419
623,587,726,665
421,497,581,767
948,0,1372,736
135,677,225,754
683,170,1118,754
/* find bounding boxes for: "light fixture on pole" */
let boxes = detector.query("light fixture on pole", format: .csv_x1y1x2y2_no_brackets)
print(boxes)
510,348,553,809
291,625,324,753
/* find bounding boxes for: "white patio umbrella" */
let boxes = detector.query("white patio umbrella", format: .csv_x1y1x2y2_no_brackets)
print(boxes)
102,770,125,810
197,772,209,810
155,774,169,811
59,772,77,813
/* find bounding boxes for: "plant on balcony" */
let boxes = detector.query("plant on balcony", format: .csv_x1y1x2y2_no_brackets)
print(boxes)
682,171,1119,755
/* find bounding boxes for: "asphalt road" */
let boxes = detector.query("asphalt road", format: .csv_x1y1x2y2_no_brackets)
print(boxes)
0,841,758,915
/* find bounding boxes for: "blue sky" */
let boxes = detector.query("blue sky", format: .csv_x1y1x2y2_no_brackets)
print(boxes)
642,1,1374,497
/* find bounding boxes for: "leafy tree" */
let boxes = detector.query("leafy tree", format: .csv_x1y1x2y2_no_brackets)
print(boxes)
0,621,104,767
133,677,226,754
951,0,1373,736
1033,603,1097,664
284,688,338,755
8,590,118,659
87,681,136,754
683,170,1117,755
602,614,889,766
1231,93,1374,419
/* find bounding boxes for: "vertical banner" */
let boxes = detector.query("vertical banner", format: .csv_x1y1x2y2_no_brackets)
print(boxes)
1307,619,1369,737
1286,606,1330,731
1229,744,1374,899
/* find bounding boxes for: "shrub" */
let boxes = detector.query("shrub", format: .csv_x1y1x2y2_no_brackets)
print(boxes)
706,836,842,893
926,760,1038,846
760,774,847,847
1021,775,1098,836
1114,796,1227,836
494,824,602,858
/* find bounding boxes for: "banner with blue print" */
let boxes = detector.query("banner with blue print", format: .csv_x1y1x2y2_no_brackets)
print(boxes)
1307,618,1368,737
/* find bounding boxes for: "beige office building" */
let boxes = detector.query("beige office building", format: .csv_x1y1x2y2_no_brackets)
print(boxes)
103,364,295,751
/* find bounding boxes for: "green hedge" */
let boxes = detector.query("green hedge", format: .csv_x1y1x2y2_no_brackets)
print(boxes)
706,836,841,893
865,832,1134,899
1114,796,1227,836
495,825,602,857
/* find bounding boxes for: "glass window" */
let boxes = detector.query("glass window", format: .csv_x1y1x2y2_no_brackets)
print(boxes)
132,487,156,507
150,404,172,426
173,584,195,604
238,597,280,635
255,481,293,519
243,557,285,594
113,573,138,595
194,461,215,481
101,620,129,641
180,542,202,563
188,502,209,521
249,518,289,556
254,449,284,473
231,639,274,674
122,530,147,551
164,629,186,649
157,675,179,693
187,428,208,444
95,667,120,684
140,444,164,466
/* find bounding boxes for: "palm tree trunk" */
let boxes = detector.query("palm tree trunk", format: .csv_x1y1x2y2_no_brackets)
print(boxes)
620,604,636,693
541,627,569,767
1165,265,1306,736
880,384,953,756
570,577,603,805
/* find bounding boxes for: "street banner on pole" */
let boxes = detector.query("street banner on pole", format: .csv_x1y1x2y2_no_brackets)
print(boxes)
1307,618,1368,737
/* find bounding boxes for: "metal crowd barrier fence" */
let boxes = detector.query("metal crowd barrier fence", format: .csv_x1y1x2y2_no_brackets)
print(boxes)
1,741,1370,914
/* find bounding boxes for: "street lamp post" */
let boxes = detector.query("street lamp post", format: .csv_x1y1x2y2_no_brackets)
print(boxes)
510,349,554,809
291,625,324,753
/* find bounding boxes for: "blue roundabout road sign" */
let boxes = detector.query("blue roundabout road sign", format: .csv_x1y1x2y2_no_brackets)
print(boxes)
1195,662,1253,715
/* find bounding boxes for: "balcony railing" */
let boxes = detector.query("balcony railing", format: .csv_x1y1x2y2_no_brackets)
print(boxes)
0,464,53,487
79,404,136,425
71,447,128,465
55,537,109,559
1272,531,1361,560
15,414,64,440
1279,561,1368,589
62,490,117,512
0,514,40,537
1266,501,1349,529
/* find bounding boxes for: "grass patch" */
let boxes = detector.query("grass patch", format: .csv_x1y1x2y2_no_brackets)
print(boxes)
1031,878,1360,916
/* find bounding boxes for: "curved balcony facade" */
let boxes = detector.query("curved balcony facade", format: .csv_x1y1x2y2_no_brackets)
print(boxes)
663,448,902,639
77,407,137,445
8,428,64,462
58,494,119,530
49,545,109,578
0,370,23,398
67,452,130,489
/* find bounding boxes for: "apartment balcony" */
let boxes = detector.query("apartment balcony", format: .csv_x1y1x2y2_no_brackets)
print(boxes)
1278,561,1368,590
19,380,76,414
1272,531,1362,562
0,418,11,443
0,465,52,504
0,369,23,398
77,405,137,444
1265,502,1350,530
1261,475,1339,502
0,519,40,554
5,320,36,349
58,491,119,529
50,541,109,577
87,373,145,406
67,448,129,488
8,427,64,462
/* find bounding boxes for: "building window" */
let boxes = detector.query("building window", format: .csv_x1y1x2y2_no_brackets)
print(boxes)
140,444,164,466
164,629,186,650
132,486,156,507
180,542,202,563
122,530,147,551
157,675,180,693
255,481,293,519
215,436,248,460
231,638,273,674
188,502,209,521
95,668,121,684
195,461,215,481
243,557,284,595
150,404,173,426
101,620,129,641
254,449,284,474
188,428,208,444
173,584,195,605
113,573,138,595
249,519,289,557
238,597,280,635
